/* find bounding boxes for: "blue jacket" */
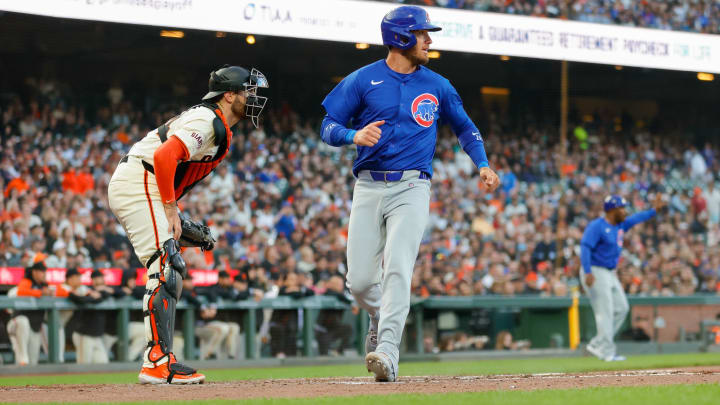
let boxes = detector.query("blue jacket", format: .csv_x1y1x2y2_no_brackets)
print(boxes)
580,209,656,273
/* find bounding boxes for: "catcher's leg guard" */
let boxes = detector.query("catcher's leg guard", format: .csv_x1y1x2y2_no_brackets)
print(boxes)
140,239,204,384
145,278,178,365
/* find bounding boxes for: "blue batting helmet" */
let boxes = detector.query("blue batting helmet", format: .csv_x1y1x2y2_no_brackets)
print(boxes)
603,195,628,212
381,6,441,50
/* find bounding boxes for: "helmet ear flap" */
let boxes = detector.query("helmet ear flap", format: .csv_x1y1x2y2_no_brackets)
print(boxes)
389,25,416,50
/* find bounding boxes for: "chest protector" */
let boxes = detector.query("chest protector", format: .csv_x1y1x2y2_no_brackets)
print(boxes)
153,103,233,201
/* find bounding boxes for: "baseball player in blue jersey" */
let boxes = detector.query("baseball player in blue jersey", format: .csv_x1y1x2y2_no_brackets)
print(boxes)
320,6,499,382
581,194,665,361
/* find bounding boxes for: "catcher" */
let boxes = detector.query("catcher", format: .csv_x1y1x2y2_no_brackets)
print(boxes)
108,65,268,384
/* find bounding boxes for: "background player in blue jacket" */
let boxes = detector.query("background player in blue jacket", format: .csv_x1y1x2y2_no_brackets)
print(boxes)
581,194,665,361
320,6,499,382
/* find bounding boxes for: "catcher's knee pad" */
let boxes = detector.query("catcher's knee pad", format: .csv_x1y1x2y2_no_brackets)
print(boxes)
162,239,185,300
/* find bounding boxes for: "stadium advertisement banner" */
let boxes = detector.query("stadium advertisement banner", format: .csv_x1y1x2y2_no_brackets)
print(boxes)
134,268,240,287
0,267,124,286
0,267,240,287
1,0,719,73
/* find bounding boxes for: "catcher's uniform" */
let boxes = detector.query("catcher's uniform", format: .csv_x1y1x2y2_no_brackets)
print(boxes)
109,104,228,268
108,103,232,383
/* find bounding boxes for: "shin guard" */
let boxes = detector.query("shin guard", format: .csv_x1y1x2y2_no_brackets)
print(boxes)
144,239,186,365
145,283,177,364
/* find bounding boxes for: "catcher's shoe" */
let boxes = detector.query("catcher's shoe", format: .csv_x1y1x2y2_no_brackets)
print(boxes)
365,351,396,382
138,355,205,384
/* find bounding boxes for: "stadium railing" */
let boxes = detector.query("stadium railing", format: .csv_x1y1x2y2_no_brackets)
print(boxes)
0,295,356,363
2,295,720,364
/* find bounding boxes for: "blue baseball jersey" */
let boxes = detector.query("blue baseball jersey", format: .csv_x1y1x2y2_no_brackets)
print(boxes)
580,209,656,273
320,59,489,177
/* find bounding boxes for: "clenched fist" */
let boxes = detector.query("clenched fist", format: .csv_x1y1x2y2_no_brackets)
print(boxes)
353,120,385,147
480,167,500,192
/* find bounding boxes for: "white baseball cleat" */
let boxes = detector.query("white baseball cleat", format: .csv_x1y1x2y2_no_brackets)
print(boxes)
585,344,604,360
365,351,396,382
604,355,627,362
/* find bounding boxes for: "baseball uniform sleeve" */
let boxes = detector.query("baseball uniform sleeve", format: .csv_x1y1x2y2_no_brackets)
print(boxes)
621,209,656,231
440,81,489,169
153,137,190,204
321,70,363,147
580,221,601,274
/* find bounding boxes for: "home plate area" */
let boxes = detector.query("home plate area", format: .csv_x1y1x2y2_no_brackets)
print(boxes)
2,367,720,403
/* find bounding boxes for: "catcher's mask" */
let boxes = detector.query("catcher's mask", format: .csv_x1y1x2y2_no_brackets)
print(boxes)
244,68,269,128
202,65,269,128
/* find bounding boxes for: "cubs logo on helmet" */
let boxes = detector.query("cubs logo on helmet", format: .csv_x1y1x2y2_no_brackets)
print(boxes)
411,93,438,128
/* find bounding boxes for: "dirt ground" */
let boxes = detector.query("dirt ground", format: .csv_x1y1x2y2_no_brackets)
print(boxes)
2,366,720,403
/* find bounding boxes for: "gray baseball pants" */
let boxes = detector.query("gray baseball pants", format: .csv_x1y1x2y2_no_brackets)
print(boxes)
346,170,430,368
580,266,629,359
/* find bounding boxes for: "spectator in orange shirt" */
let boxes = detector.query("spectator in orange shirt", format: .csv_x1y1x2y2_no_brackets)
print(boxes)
4,175,29,198
76,167,94,195
61,168,79,194
6,261,68,365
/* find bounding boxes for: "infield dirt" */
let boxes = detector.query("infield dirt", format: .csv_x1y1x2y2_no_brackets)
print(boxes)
2,366,720,402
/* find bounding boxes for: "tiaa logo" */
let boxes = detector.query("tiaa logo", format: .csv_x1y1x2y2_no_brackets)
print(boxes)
411,93,438,128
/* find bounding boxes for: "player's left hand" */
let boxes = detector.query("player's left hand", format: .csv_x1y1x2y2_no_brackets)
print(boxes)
652,193,666,212
479,167,500,192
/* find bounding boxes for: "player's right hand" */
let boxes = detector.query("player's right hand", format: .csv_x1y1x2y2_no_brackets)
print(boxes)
353,120,385,147
585,273,595,288
163,203,182,240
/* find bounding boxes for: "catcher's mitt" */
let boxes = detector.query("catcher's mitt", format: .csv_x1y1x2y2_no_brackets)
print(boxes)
178,214,215,251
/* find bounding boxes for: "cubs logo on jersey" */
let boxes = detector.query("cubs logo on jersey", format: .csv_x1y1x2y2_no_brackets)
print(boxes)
411,93,438,128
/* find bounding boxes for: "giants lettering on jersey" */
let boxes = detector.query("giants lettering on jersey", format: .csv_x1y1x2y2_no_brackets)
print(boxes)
172,106,232,200
191,132,203,148
411,93,438,128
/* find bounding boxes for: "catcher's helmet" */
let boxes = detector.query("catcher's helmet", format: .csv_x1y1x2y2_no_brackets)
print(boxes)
381,6,441,50
603,195,628,212
202,65,269,128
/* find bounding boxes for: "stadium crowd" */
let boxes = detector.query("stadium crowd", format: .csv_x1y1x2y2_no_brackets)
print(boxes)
380,0,720,34
2,77,720,299
1,76,720,362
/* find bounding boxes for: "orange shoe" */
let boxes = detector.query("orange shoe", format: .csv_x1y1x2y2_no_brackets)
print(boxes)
138,359,205,385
